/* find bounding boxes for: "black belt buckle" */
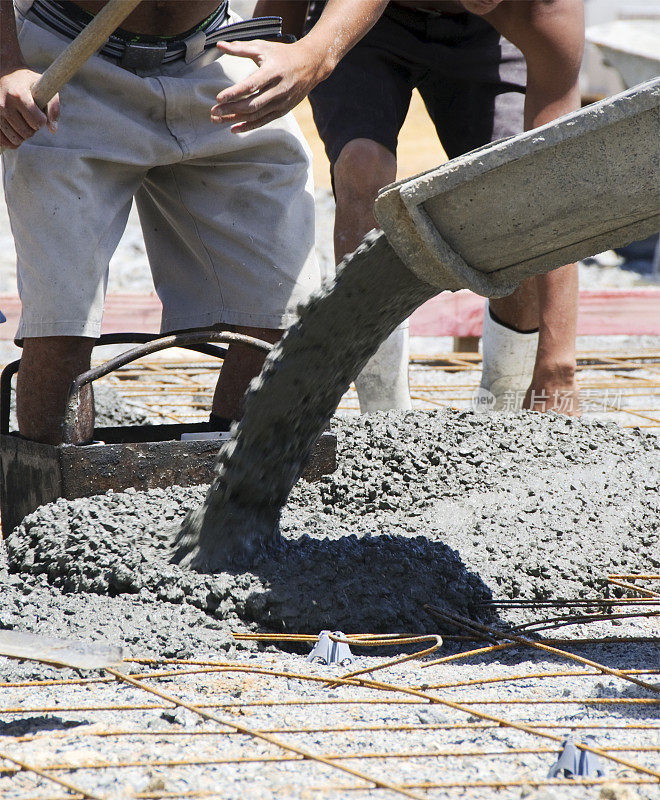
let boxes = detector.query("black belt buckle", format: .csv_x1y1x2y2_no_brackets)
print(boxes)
120,42,168,72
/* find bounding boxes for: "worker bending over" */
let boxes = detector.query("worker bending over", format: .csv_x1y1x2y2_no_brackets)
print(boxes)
1,0,583,446
250,0,584,414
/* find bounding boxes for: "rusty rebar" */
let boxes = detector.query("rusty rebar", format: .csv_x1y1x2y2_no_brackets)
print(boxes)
424,604,660,696
105,667,426,800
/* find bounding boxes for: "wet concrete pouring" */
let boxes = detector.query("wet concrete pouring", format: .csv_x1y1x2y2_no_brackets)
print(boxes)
2,402,659,799
2,406,658,672
172,233,439,571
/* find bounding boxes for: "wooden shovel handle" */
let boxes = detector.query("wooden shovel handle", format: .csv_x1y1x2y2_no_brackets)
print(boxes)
31,0,142,108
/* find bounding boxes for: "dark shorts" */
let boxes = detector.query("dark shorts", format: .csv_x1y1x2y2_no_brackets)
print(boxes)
307,3,526,173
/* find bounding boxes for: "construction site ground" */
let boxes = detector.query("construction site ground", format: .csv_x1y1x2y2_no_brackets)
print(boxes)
1,390,658,799
0,634,659,800
45,335,659,430
1,97,659,799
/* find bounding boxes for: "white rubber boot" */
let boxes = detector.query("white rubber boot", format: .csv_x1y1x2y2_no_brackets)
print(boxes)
355,322,412,413
479,301,538,411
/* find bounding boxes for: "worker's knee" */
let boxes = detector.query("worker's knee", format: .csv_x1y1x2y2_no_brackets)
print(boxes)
333,139,397,210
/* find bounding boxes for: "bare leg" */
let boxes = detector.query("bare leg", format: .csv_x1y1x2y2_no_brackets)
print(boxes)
334,139,396,258
489,277,539,332
333,139,411,412
525,264,580,414
489,264,580,415
211,326,282,421
17,336,95,444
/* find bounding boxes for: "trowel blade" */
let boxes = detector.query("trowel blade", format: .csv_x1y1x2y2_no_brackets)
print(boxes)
0,630,123,670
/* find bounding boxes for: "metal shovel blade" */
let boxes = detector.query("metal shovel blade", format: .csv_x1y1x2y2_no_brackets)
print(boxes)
0,630,123,670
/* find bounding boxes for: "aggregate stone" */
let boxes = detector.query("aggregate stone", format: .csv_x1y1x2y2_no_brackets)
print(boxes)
1,645,656,799
3,407,658,676
93,384,156,427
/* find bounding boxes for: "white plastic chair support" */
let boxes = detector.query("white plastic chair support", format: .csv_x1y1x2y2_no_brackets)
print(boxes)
307,631,354,666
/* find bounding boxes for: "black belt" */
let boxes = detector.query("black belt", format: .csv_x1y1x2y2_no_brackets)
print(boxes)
27,0,283,72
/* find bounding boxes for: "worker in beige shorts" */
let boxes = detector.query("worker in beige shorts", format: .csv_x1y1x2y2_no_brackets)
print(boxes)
0,0,390,444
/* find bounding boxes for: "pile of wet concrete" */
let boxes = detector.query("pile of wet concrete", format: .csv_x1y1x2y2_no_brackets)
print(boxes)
2,408,658,668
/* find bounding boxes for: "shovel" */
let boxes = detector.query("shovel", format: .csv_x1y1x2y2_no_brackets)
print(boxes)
0,629,123,670
1,0,142,152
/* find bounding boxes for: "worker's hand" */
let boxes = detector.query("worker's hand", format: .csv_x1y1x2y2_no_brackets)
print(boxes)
0,67,59,149
211,38,330,133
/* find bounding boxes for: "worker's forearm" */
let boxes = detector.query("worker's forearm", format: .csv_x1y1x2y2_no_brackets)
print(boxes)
0,0,26,72
212,0,387,133
253,1,309,38
523,83,581,131
484,0,584,130
299,0,388,78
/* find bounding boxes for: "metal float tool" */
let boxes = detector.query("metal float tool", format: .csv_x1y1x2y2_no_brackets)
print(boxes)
0,629,123,670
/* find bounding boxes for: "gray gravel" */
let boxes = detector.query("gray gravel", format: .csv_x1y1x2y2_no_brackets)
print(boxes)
0,643,658,800
2,395,658,799
3,408,658,678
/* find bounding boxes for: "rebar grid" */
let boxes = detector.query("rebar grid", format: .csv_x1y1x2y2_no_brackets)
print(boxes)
2,665,658,692
2,619,659,800
9,719,660,741
2,697,660,715
10,777,660,800
92,348,660,428
3,745,660,773
422,608,659,695
2,576,657,795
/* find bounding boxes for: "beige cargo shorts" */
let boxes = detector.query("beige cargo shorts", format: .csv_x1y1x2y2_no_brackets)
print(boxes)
2,6,321,340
